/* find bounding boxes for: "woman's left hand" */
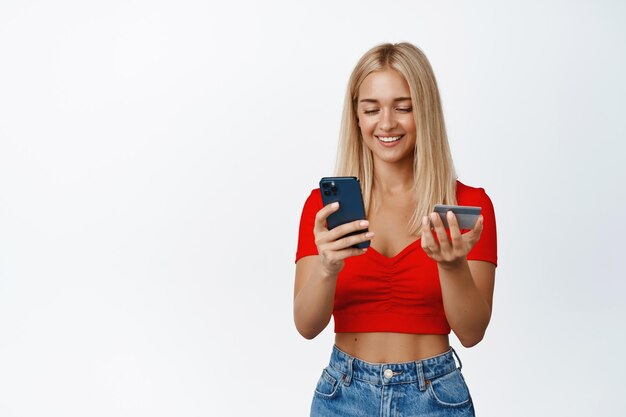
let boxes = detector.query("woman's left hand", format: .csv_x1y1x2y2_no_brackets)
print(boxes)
421,211,483,269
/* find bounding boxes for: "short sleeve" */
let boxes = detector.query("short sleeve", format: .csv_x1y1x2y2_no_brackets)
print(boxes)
295,188,324,263
466,189,498,267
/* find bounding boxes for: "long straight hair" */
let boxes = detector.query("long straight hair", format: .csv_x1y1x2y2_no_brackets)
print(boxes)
335,42,457,236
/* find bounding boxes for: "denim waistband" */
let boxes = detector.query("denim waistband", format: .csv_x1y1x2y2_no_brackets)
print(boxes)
328,344,462,390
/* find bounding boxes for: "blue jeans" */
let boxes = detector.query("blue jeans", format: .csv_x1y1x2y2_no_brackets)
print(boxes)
310,345,475,417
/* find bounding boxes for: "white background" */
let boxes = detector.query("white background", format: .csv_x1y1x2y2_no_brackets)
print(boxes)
1,1,625,416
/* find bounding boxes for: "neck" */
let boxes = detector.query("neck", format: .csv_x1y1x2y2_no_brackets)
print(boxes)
372,157,415,195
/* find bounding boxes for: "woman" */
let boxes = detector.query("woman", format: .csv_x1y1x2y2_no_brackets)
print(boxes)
294,42,497,416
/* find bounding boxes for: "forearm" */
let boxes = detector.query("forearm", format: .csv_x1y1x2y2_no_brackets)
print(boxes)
438,259,491,347
293,260,338,339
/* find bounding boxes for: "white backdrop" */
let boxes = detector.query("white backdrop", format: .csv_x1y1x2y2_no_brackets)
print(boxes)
1,1,625,416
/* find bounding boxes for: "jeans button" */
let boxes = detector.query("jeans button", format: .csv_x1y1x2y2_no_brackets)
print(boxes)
384,369,393,379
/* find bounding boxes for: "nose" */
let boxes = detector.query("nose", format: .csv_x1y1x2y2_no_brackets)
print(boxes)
379,109,397,131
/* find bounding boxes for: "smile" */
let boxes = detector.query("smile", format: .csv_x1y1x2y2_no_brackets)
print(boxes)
376,135,403,143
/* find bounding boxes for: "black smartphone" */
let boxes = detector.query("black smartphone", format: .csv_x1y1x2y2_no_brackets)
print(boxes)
319,176,370,249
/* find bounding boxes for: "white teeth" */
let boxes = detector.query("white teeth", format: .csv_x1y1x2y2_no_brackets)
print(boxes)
377,136,402,143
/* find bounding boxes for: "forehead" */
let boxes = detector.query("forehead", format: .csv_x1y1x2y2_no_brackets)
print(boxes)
358,69,410,101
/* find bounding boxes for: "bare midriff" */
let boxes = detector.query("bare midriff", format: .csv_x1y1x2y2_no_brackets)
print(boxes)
334,332,451,363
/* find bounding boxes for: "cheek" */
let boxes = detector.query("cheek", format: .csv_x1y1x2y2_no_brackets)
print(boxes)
404,117,417,133
358,119,376,134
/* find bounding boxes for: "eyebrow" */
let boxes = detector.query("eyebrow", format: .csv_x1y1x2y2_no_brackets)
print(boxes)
359,97,412,103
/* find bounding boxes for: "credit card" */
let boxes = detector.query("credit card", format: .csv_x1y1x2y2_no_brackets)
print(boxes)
433,205,481,229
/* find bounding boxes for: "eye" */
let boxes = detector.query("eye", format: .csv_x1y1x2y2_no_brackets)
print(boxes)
396,107,412,113
363,109,379,115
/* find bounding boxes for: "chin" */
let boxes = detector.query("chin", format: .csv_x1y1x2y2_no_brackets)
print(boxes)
371,150,414,165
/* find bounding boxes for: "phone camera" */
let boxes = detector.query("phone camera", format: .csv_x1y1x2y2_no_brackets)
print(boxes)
322,182,330,189
331,186,338,192
324,190,331,196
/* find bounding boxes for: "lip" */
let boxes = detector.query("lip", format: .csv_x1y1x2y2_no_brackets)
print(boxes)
375,134,404,147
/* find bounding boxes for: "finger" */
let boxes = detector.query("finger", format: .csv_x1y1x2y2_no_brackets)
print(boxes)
315,218,370,252
319,238,370,265
430,212,451,251
466,214,484,243
447,211,463,247
475,215,484,234
331,246,369,261
328,219,370,242
327,230,374,252
462,214,484,242
421,215,438,254
314,202,340,234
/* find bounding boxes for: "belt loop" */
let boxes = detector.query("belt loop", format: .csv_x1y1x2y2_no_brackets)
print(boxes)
415,361,426,391
343,356,354,386
451,347,463,370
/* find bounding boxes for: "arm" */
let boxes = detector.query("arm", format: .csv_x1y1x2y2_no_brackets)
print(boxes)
421,211,496,347
293,256,339,339
293,203,372,339
437,259,495,347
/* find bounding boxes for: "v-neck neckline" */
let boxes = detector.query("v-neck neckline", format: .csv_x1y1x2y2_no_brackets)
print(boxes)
367,238,422,262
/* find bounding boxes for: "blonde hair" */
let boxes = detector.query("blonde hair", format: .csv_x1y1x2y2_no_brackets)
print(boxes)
335,42,457,236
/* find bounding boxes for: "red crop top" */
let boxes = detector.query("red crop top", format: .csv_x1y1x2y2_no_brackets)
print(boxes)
294,180,497,334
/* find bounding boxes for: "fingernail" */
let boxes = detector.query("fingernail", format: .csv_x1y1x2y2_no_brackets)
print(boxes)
430,213,437,221
422,216,428,225
360,220,369,226
332,202,339,208
365,232,375,238
447,211,454,218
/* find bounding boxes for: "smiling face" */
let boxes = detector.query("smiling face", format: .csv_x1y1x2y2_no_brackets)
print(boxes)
357,68,417,167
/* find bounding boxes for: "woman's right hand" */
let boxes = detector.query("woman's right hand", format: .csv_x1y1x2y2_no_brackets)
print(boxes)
313,202,374,276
